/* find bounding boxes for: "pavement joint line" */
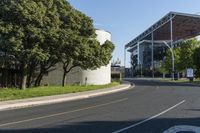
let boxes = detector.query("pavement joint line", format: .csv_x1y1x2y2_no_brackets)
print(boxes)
0,98,128,127
112,100,186,133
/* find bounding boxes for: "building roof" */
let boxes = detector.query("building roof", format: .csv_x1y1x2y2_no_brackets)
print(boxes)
126,12,200,51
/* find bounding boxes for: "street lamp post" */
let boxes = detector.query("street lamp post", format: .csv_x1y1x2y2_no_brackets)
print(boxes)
163,41,175,81
136,40,175,80
140,63,143,77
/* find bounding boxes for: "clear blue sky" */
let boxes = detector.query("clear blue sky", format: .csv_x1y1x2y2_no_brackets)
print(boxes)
68,0,200,67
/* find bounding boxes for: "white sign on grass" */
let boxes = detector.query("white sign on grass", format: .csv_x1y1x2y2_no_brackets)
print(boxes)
187,68,194,78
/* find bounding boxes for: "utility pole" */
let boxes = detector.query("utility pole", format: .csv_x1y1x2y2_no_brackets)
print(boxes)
163,41,175,81
124,46,126,78
170,16,174,81
151,32,154,78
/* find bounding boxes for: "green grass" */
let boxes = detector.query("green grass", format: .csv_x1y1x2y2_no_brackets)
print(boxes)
159,78,200,84
192,80,200,84
0,82,120,101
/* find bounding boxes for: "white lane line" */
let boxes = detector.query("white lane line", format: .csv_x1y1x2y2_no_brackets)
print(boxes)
0,98,128,127
112,100,186,133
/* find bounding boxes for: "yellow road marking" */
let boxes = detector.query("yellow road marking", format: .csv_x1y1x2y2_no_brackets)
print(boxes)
0,98,128,127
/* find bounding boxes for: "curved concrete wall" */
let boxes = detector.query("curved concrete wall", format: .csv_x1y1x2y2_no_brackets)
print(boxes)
43,29,112,86
80,29,112,85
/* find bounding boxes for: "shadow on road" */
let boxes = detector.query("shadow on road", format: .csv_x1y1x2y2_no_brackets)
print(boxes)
186,109,200,112
0,117,200,133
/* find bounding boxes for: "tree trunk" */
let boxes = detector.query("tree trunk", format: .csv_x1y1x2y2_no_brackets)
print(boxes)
163,73,165,78
20,64,28,90
27,66,35,88
62,71,67,87
5,68,8,88
38,74,43,86
21,75,27,90
61,64,77,87
35,72,43,87
2,70,6,88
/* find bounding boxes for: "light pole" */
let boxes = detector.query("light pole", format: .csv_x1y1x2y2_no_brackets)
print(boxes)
140,62,143,77
163,41,175,81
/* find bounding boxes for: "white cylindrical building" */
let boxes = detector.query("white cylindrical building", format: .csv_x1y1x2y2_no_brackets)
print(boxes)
80,29,112,85
42,29,112,86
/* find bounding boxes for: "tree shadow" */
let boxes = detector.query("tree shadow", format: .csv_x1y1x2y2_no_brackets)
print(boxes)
186,109,200,112
0,117,200,133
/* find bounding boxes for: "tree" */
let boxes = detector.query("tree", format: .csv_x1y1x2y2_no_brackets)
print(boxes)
100,40,115,65
176,39,198,71
0,0,115,88
58,7,115,87
32,0,75,87
0,0,51,89
60,35,115,86
160,47,180,74
161,39,199,75
193,47,200,78
0,0,73,88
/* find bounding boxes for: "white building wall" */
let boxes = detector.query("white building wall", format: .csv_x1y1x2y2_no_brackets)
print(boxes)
42,63,63,86
42,29,112,86
79,29,112,85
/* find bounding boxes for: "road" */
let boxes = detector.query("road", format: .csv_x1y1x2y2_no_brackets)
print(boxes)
0,79,200,133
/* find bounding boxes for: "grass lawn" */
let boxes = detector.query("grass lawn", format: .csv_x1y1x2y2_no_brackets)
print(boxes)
193,80,200,84
159,78,200,84
0,82,120,101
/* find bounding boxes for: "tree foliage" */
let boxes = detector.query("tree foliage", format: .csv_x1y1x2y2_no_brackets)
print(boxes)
161,39,199,74
0,0,51,89
176,39,199,71
193,47,200,78
160,47,180,73
0,0,115,88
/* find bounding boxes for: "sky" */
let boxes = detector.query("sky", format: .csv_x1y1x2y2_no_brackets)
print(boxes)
68,0,200,67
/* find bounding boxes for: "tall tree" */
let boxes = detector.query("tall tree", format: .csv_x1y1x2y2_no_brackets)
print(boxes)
58,7,115,86
176,39,198,71
0,0,50,89
193,47,200,78
160,47,180,73
161,39,199,74
34,12,62,86
60,37,114,87
0,0,115,88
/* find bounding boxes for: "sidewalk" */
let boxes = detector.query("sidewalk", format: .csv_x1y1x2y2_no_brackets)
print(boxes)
0,82,132,111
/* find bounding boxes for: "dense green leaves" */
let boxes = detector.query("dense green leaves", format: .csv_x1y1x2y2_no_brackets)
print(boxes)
0,0,115,88
100,40,115,65
193,47,200,78
161,39,200,75
177,39,199,71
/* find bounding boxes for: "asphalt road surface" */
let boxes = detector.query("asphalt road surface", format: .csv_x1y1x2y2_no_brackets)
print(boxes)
0,79,200,133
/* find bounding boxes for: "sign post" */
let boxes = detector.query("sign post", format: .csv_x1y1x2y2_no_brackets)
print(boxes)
187,68,194,82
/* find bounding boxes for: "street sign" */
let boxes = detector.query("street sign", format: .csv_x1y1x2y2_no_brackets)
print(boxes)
187,68,194,78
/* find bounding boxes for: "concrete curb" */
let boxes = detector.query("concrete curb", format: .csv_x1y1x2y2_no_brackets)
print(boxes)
0,83,133,111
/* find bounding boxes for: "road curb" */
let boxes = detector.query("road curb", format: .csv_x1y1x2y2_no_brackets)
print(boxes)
0,83,133,111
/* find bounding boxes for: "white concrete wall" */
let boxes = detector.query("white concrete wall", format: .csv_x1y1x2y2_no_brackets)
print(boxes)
42,29,112,86
80,29,112,85
42,63,63,86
